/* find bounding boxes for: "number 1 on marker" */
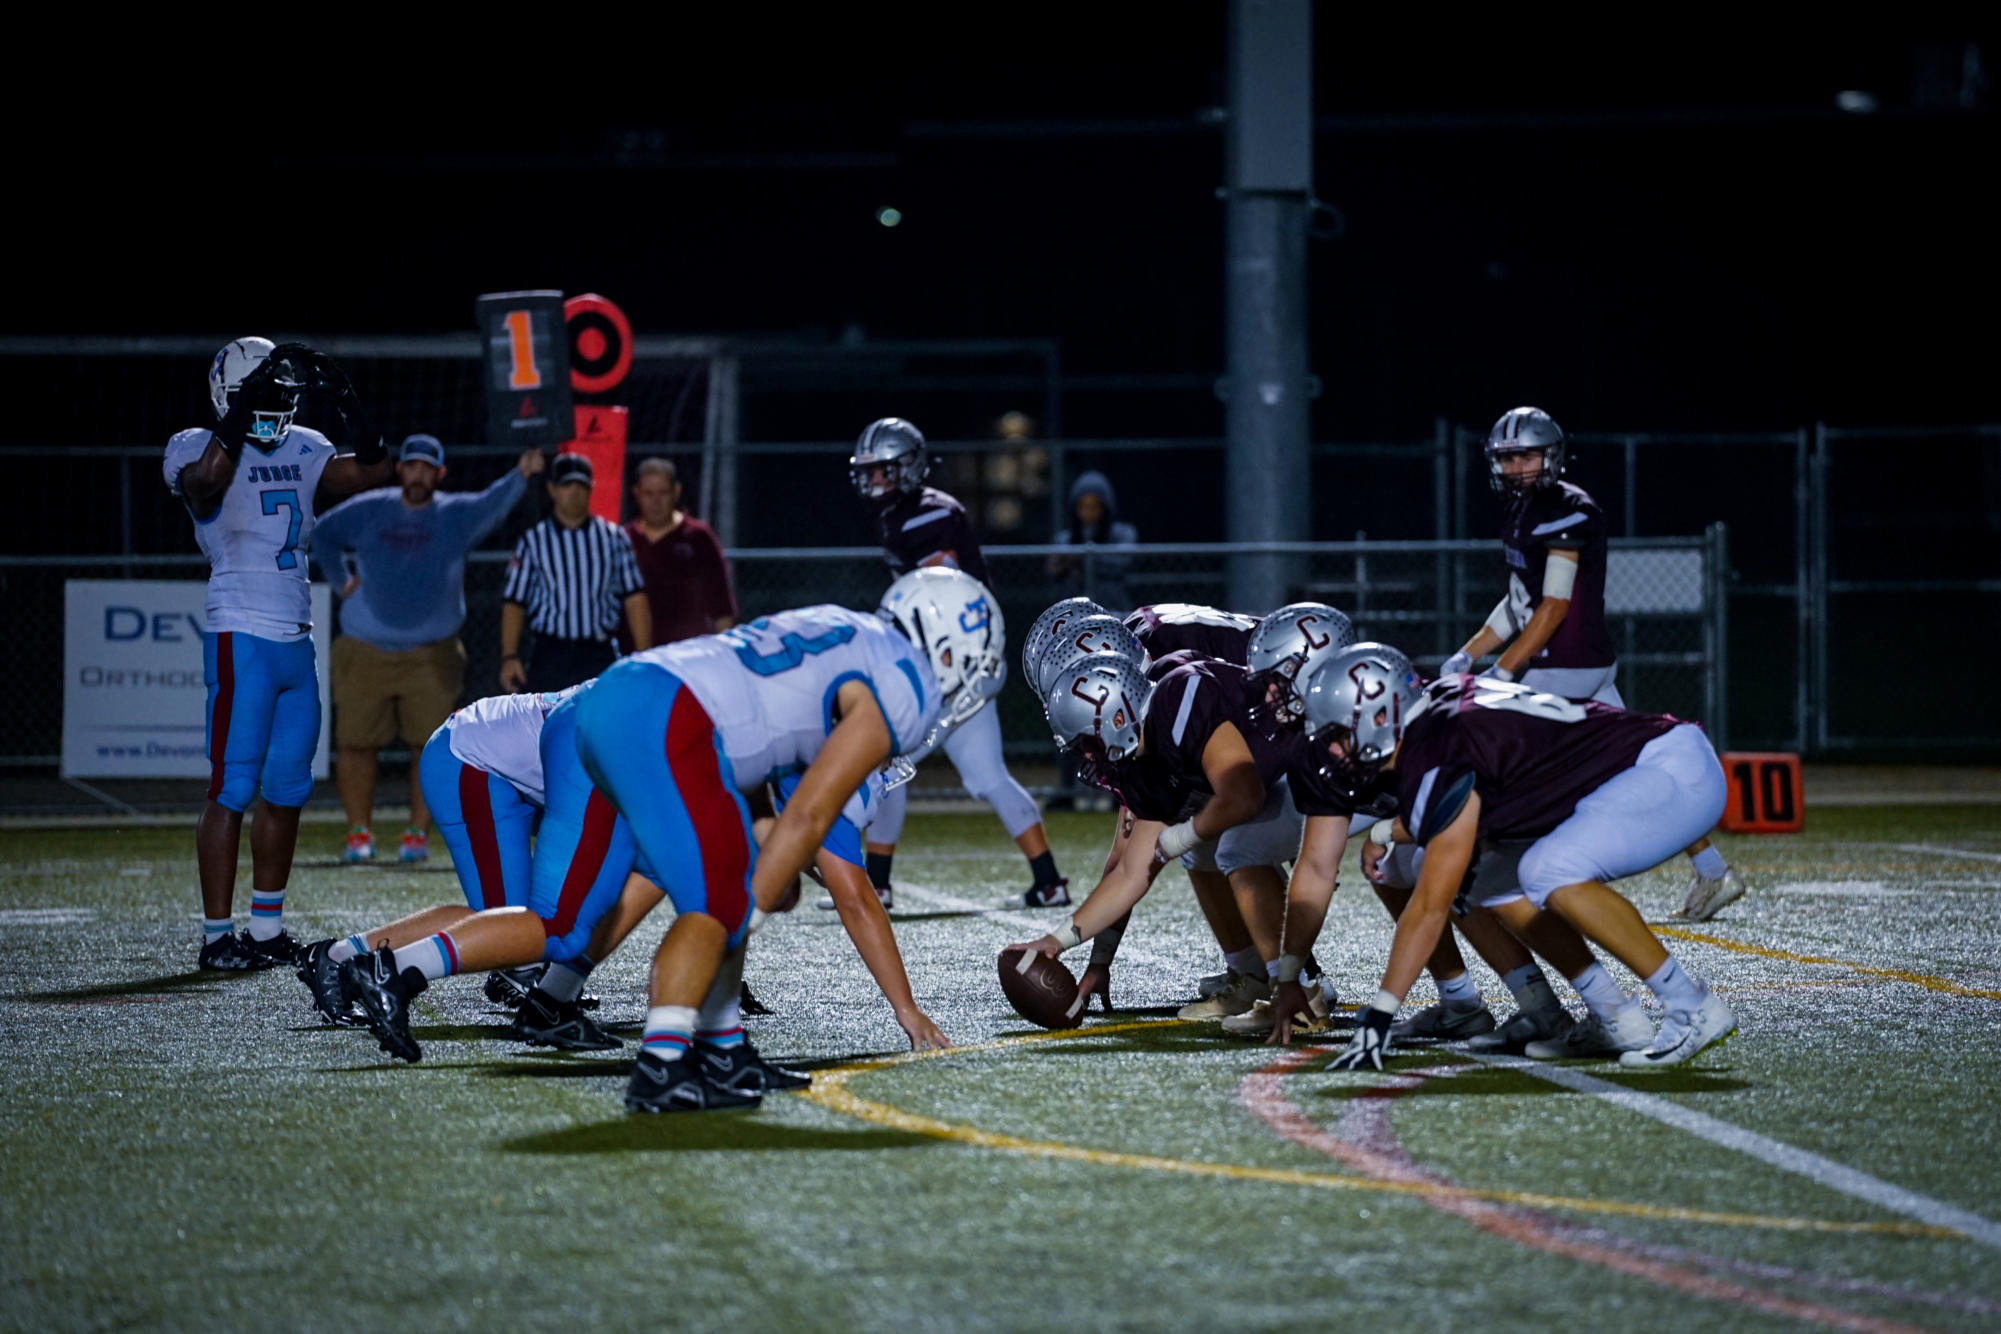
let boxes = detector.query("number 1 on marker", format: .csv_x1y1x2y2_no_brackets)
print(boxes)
503,309,542,390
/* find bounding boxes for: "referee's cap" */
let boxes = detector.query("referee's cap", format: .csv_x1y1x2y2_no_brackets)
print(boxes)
399,434,446,466
551,452,594,487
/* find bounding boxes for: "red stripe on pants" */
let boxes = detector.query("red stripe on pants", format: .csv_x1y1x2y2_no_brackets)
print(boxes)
207,631,235,801
459,764,507,910
664,690,751,931
545,789,618,940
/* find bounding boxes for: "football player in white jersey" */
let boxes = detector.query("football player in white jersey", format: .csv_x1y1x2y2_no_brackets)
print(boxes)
165,338,392,970
338,572,994,1110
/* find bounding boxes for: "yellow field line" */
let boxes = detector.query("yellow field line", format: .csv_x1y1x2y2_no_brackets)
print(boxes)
1655,926,2001,1001
800,1023,1951,1239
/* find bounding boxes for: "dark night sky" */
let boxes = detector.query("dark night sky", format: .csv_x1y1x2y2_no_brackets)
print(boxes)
17,17,1997,438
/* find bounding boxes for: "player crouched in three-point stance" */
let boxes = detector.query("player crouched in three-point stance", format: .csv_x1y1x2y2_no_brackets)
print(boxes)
848,418,1070,908
1316,645,1738,1073
1445,407,1743,921
168,338,392,969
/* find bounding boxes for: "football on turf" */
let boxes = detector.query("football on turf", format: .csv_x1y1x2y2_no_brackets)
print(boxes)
998,948,1084,1030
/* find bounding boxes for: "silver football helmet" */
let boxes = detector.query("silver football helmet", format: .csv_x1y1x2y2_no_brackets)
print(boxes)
878,567,1006,740
849,417,929,503
209,337,304,444
1485,406,1566,494
1299,642,1421,786
1020,597,1108,686
1245,602,1356,729
1043,650,1152,791
1029,614,1145,705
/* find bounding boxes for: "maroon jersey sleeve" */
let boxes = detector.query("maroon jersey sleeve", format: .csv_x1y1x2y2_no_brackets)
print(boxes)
878,487,989,584
1125,604,1261,665
1143,659,1298,794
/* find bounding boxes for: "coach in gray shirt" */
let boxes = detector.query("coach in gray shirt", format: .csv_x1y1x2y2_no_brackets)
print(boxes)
315,435,542,863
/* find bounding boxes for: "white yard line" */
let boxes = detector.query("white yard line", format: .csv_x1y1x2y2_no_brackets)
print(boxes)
889,881,1180,969
1464,1052,2001,1250
1892,843,2001,866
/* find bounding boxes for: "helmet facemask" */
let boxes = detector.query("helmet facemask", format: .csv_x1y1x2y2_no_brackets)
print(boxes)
1483,406,1566,496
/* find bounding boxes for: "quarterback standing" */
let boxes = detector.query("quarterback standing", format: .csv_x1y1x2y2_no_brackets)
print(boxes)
847,417,1071,908
166,338,393,969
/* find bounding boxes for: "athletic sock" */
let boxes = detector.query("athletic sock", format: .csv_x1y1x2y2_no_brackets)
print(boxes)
538,958,593,1004
1225,947,1263,978
202,918,233,947
246,890,285,941
1436,971,1481,1006
328,934,370,964
697,946,747,1035
1569,962,1629,1022
1643,956,1706,1012
697,1024,746,1050
865,852,894,891
641,1005,698,1062
1027,850,1061,887
1502,963,1559,1013
1691,846,1729,880
392,932,462,983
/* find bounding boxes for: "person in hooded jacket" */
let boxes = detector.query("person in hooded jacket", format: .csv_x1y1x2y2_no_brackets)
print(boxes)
1048,470,1138,614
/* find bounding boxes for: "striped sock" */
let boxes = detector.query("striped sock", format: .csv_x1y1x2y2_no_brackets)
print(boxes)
697,1024,745,1050
641,1005,698,1062
202,918,233,946
246,890,285,941
392,932,461,982
327,934,370,964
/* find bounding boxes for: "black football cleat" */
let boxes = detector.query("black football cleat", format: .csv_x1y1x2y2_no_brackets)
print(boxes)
342,946,428,1063
739,982,774,1017
296,939,363,1025
240,929,303,968
696,1036,811,1093
624,1051,762,1114
483,965,544,1010
510,992,622,1051
199,930,280,972
1004,878,1071,910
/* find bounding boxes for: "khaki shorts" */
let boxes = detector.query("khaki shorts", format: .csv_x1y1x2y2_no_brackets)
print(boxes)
332,635,466,751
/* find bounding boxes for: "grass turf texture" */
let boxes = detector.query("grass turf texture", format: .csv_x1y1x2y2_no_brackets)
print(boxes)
2,807,1999,1332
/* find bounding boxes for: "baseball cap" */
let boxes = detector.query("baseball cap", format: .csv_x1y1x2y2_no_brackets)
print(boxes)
399,433,445,466
551,452,594,487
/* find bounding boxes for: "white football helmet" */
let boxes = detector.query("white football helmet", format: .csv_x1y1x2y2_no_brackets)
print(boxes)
1029,614,1145,705
1245,602,1356,728
1299,642,1422,786
209,336,303,443
878,568,1006,738
1043,650,1151,791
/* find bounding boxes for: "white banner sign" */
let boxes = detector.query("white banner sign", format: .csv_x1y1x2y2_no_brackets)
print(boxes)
62,580,332,781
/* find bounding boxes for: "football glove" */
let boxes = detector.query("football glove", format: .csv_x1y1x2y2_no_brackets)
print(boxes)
211,355,284,454
1328,1006,1393,1072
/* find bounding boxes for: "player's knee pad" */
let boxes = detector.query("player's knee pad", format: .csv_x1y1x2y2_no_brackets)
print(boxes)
209,760,260,812
260,767,313,808
972,777,1042,839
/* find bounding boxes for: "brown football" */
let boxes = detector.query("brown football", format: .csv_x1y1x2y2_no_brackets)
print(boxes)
997,948,1085,1030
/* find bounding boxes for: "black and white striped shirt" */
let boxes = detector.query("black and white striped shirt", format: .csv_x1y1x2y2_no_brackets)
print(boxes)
502,516,645,641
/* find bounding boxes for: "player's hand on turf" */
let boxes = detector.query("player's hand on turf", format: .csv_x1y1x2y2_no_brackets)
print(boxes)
500,657,528,692
1329,1007,1393,1072
898,1007,951,1051
1077,962,1113,1015
1006,934,1062,959
518,449,547,479
1266,979,1312,1047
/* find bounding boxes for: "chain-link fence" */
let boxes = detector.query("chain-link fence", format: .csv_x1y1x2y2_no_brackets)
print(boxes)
3,535,1725,815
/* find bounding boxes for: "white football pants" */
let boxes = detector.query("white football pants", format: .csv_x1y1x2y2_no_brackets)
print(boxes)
866,697,1043,846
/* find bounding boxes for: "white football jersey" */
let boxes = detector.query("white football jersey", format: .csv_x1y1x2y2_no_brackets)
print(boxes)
164,425,338,641
442,684,588,808
624,605,939,792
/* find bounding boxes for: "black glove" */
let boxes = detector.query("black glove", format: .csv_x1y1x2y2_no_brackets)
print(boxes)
210,355,285,455
313,351,385,465
1329,1005,1393,1072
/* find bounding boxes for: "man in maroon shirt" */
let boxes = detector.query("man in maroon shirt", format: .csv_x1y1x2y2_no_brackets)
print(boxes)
618,458,738,652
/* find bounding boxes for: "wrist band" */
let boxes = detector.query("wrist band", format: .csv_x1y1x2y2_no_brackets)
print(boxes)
1052,919,1085,951
1371,988,1402,1016
1488,665,1516,683
1368,820,1396,849
1275,953,1304,984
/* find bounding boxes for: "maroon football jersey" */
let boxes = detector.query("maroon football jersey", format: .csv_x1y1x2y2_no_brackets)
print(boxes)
1393,676,1678,843
1288,731,1398,821
1499,480,1615,671
875,486,989,584
1124,603,1260,665
1142,658,1302,798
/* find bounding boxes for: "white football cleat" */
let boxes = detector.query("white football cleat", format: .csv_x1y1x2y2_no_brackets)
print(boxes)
1177,971,1269,1020
1679,869,1747,922
1389,999,1496,1041
1220,986,1333,1038
1619,990,1737,1069
1525,1005,1655,1059
1466,1004,1573,1053
1195,969,1234,1000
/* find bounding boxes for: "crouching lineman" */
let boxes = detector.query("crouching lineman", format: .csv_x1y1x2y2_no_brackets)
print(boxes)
1313,645,1737,1072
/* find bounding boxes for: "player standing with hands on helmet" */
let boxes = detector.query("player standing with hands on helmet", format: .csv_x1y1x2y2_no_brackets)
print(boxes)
846,417,1071,909
1441,407,1744,922
165,338,395,969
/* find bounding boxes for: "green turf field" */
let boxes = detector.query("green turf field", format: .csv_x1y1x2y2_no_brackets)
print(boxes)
3,807,1999,1333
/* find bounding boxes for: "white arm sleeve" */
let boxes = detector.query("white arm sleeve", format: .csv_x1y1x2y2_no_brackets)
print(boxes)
1484,597,1517,639
1541,551,1579,601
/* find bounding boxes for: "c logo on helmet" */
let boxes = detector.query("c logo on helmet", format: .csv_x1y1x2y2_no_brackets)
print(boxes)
1072,679,1110,712
959,598,991,633
1350,661,1385,700
1299,615,1329,650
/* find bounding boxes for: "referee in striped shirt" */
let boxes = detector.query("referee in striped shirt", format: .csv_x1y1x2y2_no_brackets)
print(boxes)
498,453,651,692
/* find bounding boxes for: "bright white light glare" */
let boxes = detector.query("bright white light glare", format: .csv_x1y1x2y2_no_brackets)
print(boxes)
1835,90,1879,114
876,206,903,228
